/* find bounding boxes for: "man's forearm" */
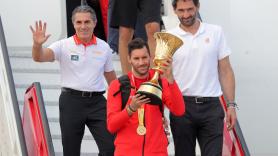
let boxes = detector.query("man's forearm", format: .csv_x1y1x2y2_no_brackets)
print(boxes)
220,70,235,103
32,43,43,62
104,71,117,85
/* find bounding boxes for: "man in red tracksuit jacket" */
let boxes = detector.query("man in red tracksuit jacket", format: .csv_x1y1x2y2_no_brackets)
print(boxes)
107,38,185,156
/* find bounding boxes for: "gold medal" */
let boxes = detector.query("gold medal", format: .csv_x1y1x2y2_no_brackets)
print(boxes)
137,108,146,135
137,125,146,135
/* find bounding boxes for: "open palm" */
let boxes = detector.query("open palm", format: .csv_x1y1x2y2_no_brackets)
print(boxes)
30,20,50,45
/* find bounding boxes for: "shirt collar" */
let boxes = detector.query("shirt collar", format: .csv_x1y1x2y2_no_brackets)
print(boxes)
176,19,205,36
73,34,97,46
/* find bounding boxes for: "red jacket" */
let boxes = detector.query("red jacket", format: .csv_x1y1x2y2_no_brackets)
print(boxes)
107,71,185,156
99,0,108,38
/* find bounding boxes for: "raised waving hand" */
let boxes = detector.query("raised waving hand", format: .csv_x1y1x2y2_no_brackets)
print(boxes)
30,20,51,46
30,20,54,62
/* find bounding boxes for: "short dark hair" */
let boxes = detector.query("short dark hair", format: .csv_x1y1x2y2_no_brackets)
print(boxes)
71,5,97,23
128,38,150,56
172,0,199,9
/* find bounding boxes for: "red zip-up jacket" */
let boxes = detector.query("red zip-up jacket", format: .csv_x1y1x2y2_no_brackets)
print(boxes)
107,71,185,156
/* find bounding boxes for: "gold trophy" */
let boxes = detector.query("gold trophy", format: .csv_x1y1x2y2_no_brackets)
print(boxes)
136,32,183,105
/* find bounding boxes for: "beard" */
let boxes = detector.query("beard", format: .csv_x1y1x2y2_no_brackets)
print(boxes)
179,14,197,27
132,64,150,77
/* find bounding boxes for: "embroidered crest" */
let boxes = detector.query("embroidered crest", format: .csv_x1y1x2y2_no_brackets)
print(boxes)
205,37,210,43
71,54,79,61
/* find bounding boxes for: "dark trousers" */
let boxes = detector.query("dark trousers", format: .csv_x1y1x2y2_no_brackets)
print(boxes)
59,92,114,156
170,97,225,156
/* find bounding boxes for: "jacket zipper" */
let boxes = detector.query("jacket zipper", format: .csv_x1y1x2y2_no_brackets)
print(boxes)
142,107,146,156
142,135,146,156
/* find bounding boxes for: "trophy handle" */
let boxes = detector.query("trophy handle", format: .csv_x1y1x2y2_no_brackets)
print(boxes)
149,70,160,86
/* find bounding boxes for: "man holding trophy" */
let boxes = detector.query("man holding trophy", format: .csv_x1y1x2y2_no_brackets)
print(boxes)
107,37,185,156
168,0,237,156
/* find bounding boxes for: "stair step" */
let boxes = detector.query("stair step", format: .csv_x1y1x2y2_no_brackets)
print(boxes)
19,100,58,106
52,134,94,140
49,122,93,138
55,152,98,156
13,68,60,74
52,137,99,153
16,88,61,102
10,57,60,70
13,72,60,86
45,105,59,119
9,53,121,72
8,48,32,58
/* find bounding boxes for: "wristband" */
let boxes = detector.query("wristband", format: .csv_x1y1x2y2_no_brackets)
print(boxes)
128,105,136,112
126,107,133,115
227,102,239,109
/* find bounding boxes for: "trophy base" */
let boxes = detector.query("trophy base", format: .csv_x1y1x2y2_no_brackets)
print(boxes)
136,91,162,105
136,82,162,105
